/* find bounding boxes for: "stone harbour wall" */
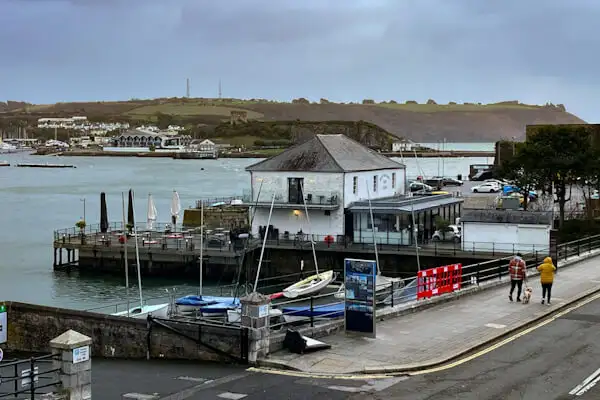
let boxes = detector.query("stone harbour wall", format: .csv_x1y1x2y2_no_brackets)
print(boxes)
2,301,244,362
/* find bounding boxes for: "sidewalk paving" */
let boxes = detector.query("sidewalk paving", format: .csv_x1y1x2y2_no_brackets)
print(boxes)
262,252,600,375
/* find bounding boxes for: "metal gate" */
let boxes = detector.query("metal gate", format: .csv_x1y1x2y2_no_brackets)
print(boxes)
0,353,61,399
148,316,249,364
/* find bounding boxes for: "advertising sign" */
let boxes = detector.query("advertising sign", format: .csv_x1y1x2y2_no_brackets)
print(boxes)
344,258,377,337
0,304,6,344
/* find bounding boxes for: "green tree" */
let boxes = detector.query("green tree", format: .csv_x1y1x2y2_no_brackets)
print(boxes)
155,112,174,129
497,143,542,211
520,125,591,226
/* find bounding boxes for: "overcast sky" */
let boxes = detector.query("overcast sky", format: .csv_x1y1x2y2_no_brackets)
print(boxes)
1,0,598,121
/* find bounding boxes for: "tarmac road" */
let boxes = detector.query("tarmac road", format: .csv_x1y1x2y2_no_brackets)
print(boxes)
353,295,600,400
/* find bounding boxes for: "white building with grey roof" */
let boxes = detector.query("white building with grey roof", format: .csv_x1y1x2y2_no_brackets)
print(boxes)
245,134,407,241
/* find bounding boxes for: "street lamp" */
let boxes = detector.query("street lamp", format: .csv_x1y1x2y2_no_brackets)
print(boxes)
80,198,86,222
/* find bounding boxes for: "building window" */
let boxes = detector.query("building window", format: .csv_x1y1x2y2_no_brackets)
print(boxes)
288,178,304,204
353,176,358,194
392,173,396,189
373,175,378,192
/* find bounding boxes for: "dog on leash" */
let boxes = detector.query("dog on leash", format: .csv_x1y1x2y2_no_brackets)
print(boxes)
522,287,533,304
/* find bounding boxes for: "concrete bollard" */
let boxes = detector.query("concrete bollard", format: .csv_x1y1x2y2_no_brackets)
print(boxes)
50,330,92,400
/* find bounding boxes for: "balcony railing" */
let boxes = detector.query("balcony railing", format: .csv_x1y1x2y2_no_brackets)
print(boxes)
248,190,340,207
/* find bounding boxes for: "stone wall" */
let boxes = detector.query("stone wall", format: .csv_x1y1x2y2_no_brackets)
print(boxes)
2,302,244,362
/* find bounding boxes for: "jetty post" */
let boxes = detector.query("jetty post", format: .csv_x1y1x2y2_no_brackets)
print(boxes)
50,329,93,400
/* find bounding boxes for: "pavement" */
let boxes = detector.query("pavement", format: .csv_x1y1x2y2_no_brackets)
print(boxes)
261,252,600,375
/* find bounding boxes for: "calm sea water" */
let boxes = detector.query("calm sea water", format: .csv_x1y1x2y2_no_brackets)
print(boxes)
0,152,493,310
420,142,496,151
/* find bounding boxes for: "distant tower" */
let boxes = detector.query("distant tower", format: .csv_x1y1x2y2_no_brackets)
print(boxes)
218,79,222,99
186,78,190,98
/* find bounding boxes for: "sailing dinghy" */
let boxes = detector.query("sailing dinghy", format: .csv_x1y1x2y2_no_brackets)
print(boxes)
282,270,335,298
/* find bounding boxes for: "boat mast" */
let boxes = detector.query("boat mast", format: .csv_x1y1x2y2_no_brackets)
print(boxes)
131,190,144,309
253,192,276,293
121,192,130,316
365,179,381,275
299,181,319,275
199,200,204,296
233,179,264,300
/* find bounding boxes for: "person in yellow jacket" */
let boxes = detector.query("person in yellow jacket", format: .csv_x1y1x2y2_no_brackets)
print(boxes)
537,257,556,305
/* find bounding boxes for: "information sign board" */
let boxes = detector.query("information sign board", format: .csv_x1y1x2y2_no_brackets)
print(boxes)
344,258,377,337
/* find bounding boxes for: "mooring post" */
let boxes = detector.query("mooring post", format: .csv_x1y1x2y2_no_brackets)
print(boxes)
53,248,58,269
59,249,63,266
67,249,71,264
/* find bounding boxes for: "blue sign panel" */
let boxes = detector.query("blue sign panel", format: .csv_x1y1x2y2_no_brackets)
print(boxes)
344,258,376,337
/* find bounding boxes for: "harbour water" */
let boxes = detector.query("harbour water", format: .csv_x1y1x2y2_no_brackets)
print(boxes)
0,152,493,310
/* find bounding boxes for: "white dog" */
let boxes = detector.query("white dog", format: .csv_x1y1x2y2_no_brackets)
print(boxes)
522,287,533,304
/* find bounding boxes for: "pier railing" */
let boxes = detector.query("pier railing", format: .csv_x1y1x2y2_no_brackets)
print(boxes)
254,232,550,256
53,222,240,253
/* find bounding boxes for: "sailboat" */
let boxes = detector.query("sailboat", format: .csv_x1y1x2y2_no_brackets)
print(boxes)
282,181,335,299
113,189,169,319
174,199,239,314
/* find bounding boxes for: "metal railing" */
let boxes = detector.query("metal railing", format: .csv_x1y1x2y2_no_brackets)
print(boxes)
0,353,61,399
254,232,550,256
82,233,600,333
53,222,240,253
246,190,341,206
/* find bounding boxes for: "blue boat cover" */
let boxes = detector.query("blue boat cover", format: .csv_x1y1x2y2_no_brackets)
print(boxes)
281,303,344,318
200,298,241,314
175,295,235,306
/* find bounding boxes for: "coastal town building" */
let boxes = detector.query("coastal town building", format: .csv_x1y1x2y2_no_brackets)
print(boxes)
106,129,191,152
391,139,417,152
37,116,129,134
460,209,552,253
245,134,413,242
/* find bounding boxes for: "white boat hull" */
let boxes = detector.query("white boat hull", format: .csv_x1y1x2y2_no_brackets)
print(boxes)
283,270,335,299
112,303,169,319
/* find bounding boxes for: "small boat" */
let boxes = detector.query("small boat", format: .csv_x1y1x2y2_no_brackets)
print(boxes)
175,295,236,313
113,303,169,319
282,270,335,299
199,298,241,317
281,302,344,323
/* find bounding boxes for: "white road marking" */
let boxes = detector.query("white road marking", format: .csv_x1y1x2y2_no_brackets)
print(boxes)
327,377,409,393
485,323,506,329
569,367,600,396
217,392,247,400
176,376,207,383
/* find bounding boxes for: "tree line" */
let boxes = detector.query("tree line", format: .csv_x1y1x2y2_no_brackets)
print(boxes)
498,125,600,228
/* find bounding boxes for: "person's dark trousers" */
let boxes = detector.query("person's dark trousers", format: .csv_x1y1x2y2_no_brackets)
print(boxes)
542,283,553,303
509,279,523,301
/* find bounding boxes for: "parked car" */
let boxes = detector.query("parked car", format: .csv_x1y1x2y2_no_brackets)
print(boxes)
432,224,461,243
471,182,500,193
485,179,509,188
431,176,463,186
410,182,433,192
471,170,494,181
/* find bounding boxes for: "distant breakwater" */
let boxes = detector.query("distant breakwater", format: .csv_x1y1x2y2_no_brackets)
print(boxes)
34,149,494,159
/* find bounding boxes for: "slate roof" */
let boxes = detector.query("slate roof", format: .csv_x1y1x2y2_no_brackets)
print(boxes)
246,134,405,172
460,209,553,225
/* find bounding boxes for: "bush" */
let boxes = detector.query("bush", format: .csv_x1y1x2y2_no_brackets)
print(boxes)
362,99,375,105
426,99,437,105
405,100,418,104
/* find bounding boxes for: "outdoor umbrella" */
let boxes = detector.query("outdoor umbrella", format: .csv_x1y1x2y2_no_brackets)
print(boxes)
147,193,157,230
127,189,135,230
100,192,109,233
170,190,181,230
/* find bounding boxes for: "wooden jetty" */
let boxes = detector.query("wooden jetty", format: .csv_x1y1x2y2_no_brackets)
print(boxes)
16,163,76,168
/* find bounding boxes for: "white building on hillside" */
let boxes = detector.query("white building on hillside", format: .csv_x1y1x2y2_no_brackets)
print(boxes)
391,139,417,152
245,134,407,241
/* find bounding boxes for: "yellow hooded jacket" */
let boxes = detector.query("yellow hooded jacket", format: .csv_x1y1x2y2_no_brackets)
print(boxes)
537,257,556,284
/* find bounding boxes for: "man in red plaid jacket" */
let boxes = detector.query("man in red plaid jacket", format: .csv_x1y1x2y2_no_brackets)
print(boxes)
508,253,527,302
